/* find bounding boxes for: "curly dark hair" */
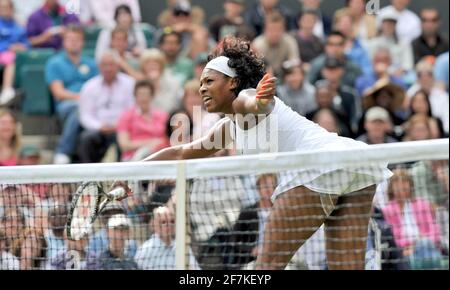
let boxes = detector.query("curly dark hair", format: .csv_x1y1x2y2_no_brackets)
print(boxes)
208,36,266,96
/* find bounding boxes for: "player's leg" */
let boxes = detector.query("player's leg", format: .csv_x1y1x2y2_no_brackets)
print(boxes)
324,185,376,270
255,186,332,270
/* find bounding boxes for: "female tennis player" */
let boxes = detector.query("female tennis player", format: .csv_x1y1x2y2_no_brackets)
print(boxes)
142,36,392,270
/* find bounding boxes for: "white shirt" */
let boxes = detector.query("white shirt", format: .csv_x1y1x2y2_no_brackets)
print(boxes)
79,73,135,131
134,235,199,270
377,6,422,44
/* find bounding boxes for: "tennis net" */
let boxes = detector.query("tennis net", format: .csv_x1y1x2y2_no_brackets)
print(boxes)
0,139,448,270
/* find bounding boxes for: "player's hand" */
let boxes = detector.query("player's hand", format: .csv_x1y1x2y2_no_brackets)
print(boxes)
256,73,277,106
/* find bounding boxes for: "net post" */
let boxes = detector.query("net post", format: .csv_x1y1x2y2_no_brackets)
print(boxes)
175,161,188,270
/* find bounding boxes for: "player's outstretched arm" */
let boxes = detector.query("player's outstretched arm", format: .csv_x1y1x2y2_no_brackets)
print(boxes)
142,118,232,162
232,73,277,115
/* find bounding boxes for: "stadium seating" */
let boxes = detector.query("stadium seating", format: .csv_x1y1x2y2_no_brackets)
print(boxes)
20,64,53,115
83,25,102,50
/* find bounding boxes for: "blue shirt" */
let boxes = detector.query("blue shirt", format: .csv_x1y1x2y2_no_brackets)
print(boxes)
346,39,373,76
45,51,98,102
0,17,30,52
434,52,449,92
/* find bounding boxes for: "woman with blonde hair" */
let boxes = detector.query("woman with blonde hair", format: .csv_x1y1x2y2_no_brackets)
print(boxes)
0,108,21,166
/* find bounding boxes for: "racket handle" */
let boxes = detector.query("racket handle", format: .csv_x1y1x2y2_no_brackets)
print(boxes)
106,187,127,200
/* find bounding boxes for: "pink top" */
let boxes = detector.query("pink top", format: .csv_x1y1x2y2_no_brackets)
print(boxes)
382,198,441,248
117,106,169,160
0,156,17,166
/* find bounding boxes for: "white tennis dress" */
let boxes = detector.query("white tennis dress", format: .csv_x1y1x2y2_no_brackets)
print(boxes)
229,90,393,201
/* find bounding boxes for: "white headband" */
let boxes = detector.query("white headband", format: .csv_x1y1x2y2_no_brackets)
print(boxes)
204,56,237,78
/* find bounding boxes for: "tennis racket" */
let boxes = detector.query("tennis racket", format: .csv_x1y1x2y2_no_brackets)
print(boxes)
66,181,130,241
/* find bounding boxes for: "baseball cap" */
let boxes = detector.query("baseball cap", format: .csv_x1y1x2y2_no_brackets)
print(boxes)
107,214,131,229
365,106,391,122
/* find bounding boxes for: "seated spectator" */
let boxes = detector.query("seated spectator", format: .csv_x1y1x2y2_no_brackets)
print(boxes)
95,4,146,61
44,205,67,269
127,48,183,113
366,206,408,270
0,207,46,269
434,51,448,92
26,0,80,50
51,229,90,270
117,80,170,162
0,228,20,269
337,0,377,48
305,80,353,138
155,2,214,61
333,9,373,76
406,60,449,135
244,0,295,36
252,12,299,78
209,0,254,43
412,9,449,64
382,169,444,269
377,0,421,44
87,201,137,258
0,0,30,106
78,50,135,163
308,31,362,87
407,90,444,139
87,214,138,269
290,9,324,71
85,0,142,28
368,10,414,79
359,78,406,136
45,25,98,164
0,108,20,166
356,48,406,97
356,106,398,144
312,108,341,135
277,59,317,116
320,57,359,129
134,206,199,270
411,160,449,210
402,114,436,142
158,29,194,84
298,0,331,40
100,28,140,77
158,0,205,28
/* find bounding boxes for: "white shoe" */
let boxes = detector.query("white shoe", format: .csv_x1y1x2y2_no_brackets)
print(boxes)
0,87,15,106
53,153,71,164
